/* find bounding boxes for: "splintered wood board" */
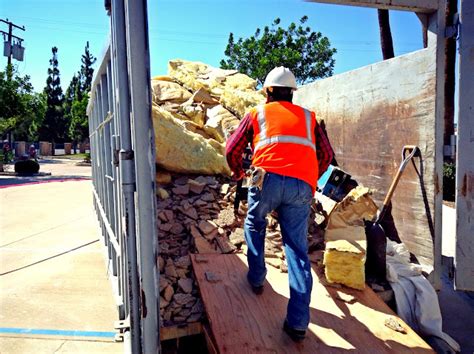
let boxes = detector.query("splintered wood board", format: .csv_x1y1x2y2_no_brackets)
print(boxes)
295,47,439,272
191,254,433,354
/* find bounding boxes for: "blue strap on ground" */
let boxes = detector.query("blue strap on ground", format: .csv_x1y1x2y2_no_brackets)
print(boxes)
0,327,115,338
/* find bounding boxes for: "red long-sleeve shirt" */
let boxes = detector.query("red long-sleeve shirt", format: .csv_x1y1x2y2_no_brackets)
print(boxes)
225,109,335,183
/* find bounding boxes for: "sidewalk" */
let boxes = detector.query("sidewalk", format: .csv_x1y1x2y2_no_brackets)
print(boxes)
0,160,122,353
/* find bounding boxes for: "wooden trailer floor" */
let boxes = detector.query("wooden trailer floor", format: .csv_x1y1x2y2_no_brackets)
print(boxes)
191,253,434,354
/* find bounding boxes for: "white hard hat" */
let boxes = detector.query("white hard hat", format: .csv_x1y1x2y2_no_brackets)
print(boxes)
263,66,297,90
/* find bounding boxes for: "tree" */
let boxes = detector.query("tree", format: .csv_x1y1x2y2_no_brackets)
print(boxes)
40,46,65,148
64,42,96,146
220,17,336,86
63,74,80,140
0,65,45,141
79,41,96,94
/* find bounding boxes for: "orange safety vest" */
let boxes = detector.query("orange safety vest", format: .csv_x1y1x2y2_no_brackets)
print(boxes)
250,101,319,190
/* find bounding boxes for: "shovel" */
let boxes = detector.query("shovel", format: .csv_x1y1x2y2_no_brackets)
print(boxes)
365,145,419,283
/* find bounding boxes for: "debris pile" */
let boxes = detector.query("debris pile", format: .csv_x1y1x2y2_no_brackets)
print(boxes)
156,171,326,327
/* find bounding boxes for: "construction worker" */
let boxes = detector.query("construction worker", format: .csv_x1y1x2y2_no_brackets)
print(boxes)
225,66,334,342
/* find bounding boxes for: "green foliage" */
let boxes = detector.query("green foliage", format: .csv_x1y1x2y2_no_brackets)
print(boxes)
80,42,96,93
64,42,96,143
0,65,46,141
1,150,14,164
68,96,90,143
40,46,65,143
443,162,456,201
220,17,336,86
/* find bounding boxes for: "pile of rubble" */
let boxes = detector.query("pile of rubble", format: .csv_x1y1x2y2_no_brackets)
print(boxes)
156,171,325,327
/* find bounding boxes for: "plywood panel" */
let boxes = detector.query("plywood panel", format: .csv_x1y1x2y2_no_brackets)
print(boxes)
191,253,433,353
305,0,438,13
294,48,438,270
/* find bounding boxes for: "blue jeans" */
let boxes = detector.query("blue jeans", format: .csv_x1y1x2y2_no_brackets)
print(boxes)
244,172,313,330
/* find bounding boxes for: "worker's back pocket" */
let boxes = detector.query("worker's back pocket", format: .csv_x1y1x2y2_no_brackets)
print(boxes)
296,179,313,205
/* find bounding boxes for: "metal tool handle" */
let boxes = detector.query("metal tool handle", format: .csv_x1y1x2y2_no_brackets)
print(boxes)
377,145,419,222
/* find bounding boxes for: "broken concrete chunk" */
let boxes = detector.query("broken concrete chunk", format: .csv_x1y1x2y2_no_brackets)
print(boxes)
178,278,194,294
158,256,165,273
158,211,169,222
158,223,173,232
169,223,185,235
188,179,206,194
200,193,215,202
163,285,175,302
172,184,190,195
176,268,188,278
165,264,178,279
180,206,198,220
173,293,195,306
174,255,191,269
159,277,169,292
189,224,203,238
198,220,217,235
160,297,170,309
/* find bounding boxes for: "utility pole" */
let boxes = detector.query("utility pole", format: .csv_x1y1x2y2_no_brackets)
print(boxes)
1,18,25,66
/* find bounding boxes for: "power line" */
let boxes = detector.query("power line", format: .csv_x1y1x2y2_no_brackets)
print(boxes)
13,15,422,46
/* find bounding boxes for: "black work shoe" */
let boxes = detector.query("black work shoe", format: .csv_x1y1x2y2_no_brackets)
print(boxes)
283,320,306,342
250,284,264,295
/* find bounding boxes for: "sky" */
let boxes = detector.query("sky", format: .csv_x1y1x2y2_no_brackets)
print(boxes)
1,0,425,93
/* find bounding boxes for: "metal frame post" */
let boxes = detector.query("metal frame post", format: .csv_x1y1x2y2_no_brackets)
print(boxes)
110,0,142,352
123,0,159,352
455,0,474,290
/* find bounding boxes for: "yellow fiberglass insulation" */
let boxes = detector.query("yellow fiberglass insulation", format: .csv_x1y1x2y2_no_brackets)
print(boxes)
323,186,378,290
152,104,231,176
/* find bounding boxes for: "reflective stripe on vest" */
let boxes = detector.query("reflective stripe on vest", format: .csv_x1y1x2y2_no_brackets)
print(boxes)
254,106,316,152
